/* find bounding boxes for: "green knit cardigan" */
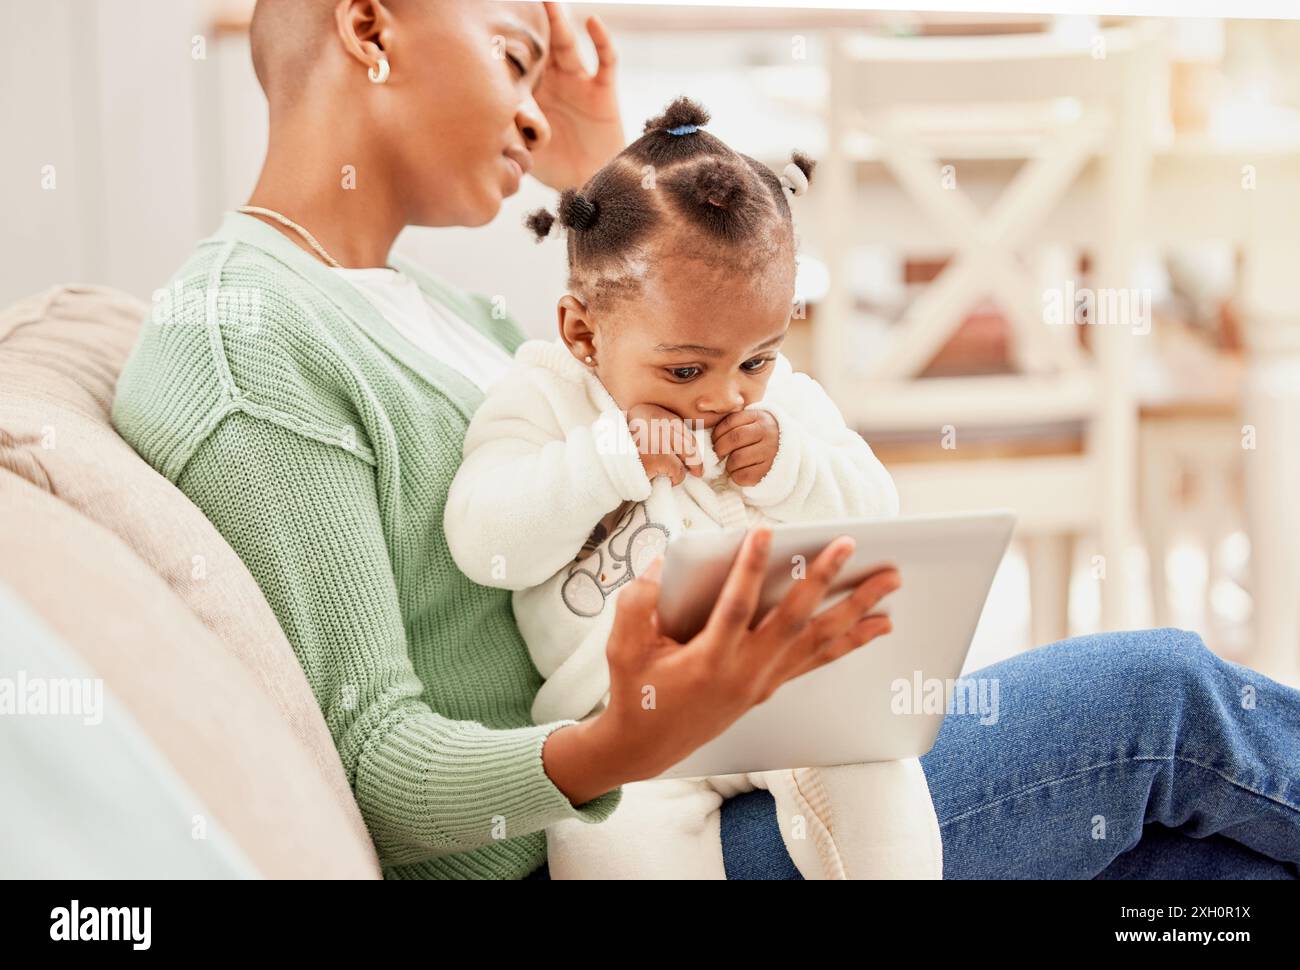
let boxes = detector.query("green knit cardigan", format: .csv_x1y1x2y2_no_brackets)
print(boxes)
112,211,623,879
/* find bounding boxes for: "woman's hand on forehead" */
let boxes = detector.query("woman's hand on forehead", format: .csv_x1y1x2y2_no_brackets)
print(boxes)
528,2,625,190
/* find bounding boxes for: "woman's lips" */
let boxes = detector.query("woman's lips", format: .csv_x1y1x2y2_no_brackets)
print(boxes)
502,154,524,192
502,146,531,194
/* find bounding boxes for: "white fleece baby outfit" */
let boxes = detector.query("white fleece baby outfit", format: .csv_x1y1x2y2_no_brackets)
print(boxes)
445,338,943,880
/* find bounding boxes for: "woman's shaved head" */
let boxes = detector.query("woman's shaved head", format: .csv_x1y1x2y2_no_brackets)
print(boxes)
245,0,553,227
249,0,339,101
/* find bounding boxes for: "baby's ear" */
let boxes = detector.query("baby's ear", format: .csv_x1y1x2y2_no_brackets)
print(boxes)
556,294,597,364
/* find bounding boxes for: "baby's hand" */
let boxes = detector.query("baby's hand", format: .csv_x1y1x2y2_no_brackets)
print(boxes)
712,409,779,487
625,404,705,486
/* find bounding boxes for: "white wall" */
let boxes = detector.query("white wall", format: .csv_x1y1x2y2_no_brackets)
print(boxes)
1,0,210,306
2,0,98,301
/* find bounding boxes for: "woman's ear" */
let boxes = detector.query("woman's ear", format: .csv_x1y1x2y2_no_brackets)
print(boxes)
333,0,395,77
557,295,597,365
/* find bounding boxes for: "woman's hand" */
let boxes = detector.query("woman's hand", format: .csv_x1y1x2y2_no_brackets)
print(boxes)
543,528,901,804
531,2,625,190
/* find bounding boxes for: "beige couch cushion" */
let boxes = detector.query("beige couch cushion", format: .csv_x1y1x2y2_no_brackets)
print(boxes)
0,469,378,877
0,285,379,877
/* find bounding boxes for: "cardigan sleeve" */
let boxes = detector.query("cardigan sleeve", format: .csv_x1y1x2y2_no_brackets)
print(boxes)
740,361,901,522
175,410,622,867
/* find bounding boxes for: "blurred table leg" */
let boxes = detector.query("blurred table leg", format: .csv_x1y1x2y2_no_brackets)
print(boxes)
1239,241,1300,687
1026,533,1072,646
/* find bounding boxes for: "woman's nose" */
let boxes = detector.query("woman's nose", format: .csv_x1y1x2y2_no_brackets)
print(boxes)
517,98,552,153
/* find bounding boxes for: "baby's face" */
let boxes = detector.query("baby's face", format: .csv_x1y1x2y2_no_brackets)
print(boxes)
563,258,795,429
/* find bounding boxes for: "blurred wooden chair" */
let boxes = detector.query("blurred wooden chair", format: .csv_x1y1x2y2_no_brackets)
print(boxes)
812,25,1157,642
1138,324,1245,641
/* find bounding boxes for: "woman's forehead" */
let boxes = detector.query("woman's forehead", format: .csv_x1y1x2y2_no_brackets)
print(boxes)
490,1,549,55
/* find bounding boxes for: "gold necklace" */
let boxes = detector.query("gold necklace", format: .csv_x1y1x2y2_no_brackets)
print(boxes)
237,205,344,268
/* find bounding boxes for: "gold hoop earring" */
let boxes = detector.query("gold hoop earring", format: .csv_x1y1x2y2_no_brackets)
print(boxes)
368,56,390,84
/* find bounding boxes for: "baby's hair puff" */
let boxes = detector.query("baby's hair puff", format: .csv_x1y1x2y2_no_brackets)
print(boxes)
525,95,815,313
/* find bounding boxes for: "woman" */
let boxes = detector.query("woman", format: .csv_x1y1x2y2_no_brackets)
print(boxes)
112,0,1299,879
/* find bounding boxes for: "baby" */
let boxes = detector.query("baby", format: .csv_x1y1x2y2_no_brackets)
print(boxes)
445,97,942,880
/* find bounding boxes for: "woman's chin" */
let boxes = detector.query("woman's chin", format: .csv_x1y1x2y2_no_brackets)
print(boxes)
455,192,505,228
466,206,500,228
478,178,520,222
417,178,510,229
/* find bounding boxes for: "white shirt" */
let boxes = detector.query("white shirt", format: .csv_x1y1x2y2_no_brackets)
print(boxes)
333,266,514,393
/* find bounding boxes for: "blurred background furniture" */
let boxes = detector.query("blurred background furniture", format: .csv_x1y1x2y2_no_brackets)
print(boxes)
1137,328,1245,647
810,25,1155,646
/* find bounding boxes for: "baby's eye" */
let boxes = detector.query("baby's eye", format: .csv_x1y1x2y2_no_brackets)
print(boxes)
741,356,773,373
506,52,528,76
667,366,701,382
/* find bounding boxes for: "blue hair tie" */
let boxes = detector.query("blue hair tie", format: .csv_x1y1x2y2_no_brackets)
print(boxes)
666,124,699,136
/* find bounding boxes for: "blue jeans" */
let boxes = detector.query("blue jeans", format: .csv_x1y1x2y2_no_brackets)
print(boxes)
527,629,1300,879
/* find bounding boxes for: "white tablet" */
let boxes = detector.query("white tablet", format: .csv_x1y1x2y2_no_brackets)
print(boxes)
654,509,1016,779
